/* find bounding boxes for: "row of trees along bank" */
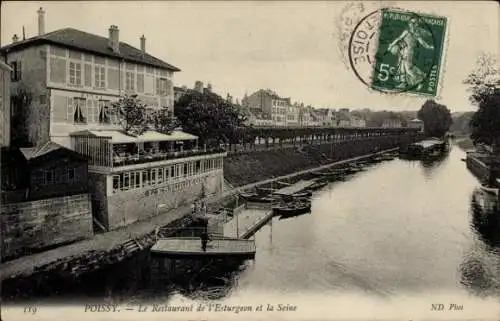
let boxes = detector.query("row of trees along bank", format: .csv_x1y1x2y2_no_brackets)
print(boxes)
464,53,500,148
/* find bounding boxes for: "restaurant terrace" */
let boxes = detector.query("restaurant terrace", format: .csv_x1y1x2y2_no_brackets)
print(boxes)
70,129,224,168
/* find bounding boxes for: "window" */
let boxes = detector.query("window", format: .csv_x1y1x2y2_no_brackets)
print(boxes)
122,173,130,190
151,169,157,186
98,100,110,124
156,78,167,95
10,61,21,81
69,61,82,86
112,175,120,192
44,169,56,184
95,65,106,89
66,167,75,182
125,71,135,91
158,168,164,185
133,172,141,189
74,98,86,123
142,170,150,187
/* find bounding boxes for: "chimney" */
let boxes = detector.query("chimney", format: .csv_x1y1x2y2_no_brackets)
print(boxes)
37,7,45,35
206,83,212,93
194,81,204,93
140,35,146,52
108,25,120,53
12,34,19,43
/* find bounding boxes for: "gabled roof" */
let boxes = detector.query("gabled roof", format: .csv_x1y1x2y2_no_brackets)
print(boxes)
0,28,180,72
19,141,66,160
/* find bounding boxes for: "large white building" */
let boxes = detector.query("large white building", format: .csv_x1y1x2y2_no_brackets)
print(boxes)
1,8,226,231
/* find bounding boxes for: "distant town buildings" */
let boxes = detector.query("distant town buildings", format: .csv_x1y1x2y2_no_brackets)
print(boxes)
382,118,403,128
233,89,374,128
408,118,424,132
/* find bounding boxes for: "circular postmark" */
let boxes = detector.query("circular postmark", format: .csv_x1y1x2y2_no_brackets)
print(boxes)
348,8,440,94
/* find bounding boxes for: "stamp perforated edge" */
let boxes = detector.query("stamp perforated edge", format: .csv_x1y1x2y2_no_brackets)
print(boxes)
347,5,450,99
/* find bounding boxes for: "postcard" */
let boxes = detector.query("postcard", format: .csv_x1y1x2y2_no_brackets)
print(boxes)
1,1,499,321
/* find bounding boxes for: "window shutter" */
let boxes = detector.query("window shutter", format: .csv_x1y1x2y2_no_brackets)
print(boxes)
137,74,144,93
10,62,17,81
84,64,92,87
166,79,173,95
67,97,74,122
17,61,22,80
87,99,93,122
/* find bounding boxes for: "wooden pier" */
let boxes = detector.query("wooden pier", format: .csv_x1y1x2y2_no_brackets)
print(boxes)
240,210,274,239
272,180,316,196
151,237,256,259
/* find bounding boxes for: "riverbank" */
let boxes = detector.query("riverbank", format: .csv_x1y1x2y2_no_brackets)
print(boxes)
224,136,410,187
0,146,403,286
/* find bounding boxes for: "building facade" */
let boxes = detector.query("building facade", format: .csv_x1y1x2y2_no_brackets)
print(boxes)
408,118,424,132
242,89,292,127
382,118,403,128
1,9,179,148
0,61,11,147
1,8,226,231
70,130,226,230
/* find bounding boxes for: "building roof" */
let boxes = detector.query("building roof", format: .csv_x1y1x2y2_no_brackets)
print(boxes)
70,129,198,143
19,141,67,160
410,118,423,123
0,28,180,72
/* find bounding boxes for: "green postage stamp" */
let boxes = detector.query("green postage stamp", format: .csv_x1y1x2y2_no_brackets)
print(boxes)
370,8,447,96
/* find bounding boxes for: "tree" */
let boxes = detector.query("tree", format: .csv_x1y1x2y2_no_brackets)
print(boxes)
151,108,179,134
110,95,148,136
464,53,500,106
174,90,248,147
464,53,500,147
417,100,452,138
469,92,500,146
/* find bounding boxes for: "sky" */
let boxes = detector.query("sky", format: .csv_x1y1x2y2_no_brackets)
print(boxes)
1,1,498,112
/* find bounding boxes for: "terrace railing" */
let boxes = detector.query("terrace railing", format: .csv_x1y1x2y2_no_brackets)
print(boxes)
112,147,226,167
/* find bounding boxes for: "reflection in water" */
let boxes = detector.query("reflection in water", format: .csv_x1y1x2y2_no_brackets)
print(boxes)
420,150,450,179
459,191,500,297
470,190,500,248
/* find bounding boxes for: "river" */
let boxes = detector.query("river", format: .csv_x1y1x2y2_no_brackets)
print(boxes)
4,142,500,320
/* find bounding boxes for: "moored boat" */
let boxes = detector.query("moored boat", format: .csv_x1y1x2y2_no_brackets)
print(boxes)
311,171,335,178
239,192,279,203
376,155,395,161
308,181,328,191
272,199,312,218
291,191,313,198
480,184,499,196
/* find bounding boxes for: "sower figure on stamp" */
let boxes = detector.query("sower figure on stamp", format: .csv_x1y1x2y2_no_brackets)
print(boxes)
387,17,434,90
